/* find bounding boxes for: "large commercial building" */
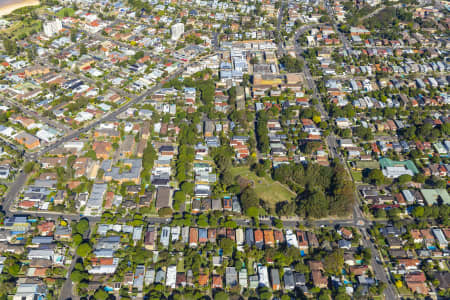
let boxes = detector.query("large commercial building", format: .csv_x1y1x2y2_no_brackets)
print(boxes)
43,19,62,37
171,23,184,41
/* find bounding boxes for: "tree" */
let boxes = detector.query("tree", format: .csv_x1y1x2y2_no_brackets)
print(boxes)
142,141,157,171
299,189,328,219
132,247,152,265
180,181,194,195
72,233,83,246
441,122,450,136
335,291,351,300
224,219,237,229
76,242,92,257
219,238,234,256
279,55,304,72
7,261,20,276
0,113,8,123
398,174,412,185
256,112,270,153
133,50,145,60
24,162,35,173
70,269,88,282
412,206,424,218
320,15,331,23
173,191,186,211
276,201,296,216
303,141,322,154
377,282,386,294
374,208,386,218
413,173,425,183
79,43,87,55
368,169,384,185
324,249,344,275
254,163,267,177
362,248,372,263
67,155,77,168
257,287,272,300
354,126,373,140
273,218,283,229
3,39,17,55
214,149,232,173
319,290,331,300
246,206,259,218
75,219,89,235
70,29,78,43
240,188,259,217
197,214,208,227
85,149,97,160
93,288,109,300
428,175,446,189
221,169,234,186
147,289,166,300
214,291,229,300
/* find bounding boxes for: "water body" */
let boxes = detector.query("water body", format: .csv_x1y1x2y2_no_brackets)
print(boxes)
0,0,40,16
0,0,20,6
0,0,32,9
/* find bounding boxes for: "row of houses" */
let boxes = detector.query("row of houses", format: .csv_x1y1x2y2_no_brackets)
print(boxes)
120,264,308,292
143,226,320,252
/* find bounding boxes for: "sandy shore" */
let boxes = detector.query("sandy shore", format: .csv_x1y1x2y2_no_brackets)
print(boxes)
0,0,40,17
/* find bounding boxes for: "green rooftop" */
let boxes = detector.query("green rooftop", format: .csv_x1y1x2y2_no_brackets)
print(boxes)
379,157,419,174
420,189,450,206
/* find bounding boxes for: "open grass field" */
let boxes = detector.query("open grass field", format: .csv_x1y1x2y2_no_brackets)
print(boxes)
1,18,41,39
230,166,296,208
56,7,75,17
351,170,363,182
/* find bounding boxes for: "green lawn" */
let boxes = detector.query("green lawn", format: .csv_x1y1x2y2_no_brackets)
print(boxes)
0,184,7,197
351,170,363,182
230,166,296,208
176,257,184,272
397,284,413,297
56,7,75,17
247,257,255,275
2,19,42,40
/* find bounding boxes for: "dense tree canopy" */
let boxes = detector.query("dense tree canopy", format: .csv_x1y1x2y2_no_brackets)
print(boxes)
256,111,270,153
76,242,92,257
74,219,89,235
240,188,260,217
279,55,304,72
273,162,354,218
